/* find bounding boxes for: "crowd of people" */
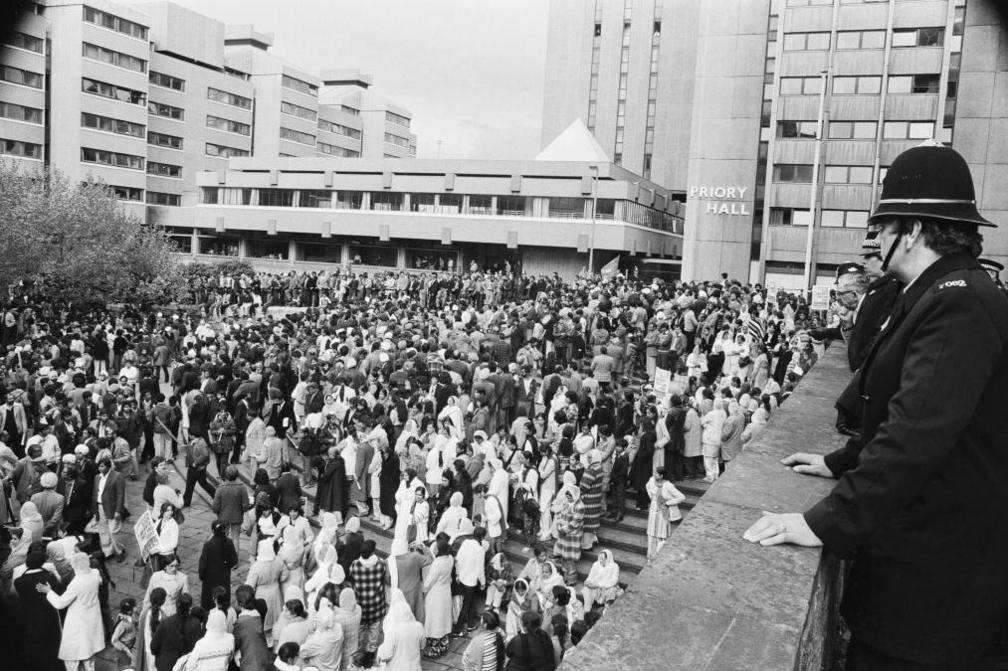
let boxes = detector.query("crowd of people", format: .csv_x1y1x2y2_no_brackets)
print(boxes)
0,263,831,671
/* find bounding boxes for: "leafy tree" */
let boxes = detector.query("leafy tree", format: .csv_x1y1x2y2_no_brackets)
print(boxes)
0,162,184,307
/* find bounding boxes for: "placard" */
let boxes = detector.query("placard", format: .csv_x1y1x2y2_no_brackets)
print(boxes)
810,285,832,312
133,510,159,562
653,367,672,396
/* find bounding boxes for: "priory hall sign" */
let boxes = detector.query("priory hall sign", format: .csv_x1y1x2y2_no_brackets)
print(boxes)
688,185,752,216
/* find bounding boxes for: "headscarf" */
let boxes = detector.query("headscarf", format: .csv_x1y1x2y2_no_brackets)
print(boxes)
256,538,276,562
338,587,358,613
70,551,91,574
539,561,564,597
205,609,229,635
19,502,43,542
316,512,340,548
449,491,463,508
344,516,360,534
283,585,304,604
586,549,620,588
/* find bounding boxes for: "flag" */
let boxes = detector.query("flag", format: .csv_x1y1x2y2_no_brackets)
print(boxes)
748,317,766,344
600,255,620,278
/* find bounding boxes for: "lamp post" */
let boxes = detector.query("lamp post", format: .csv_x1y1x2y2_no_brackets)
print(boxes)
803,68,828,292
588,164,599,275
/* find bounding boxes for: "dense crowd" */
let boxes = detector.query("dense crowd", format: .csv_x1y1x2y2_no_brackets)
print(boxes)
0,265,829,671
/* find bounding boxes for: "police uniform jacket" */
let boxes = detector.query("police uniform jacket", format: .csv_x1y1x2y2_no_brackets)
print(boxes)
805,252,1008,665
847,275,901,371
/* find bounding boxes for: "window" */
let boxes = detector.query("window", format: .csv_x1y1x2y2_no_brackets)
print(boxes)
259,189,294,207
207,87,252,109
149,71,184,92
206,115,251,136
824,165,873,183
773,164,814,183
279,127,315,145
829,121,877,139
335,191,363,209
0,138,42,159
317,142,360,157
1,65,43,89
281,101,317,121
80,147,144,170
386,111,410,127
82,43,146,73
783,32,830,50
148,101,184,120
81,112,145,138
205,143,249,158
821,210,869,228
0,102,43,124
549,197,586,219
82,77,145,105
833,76,881,94
200,187,218,204
147,131,182,150
111,186,143,201
468,195,493,214
341,105,359,116
893,27,944,48
318,119,362,140
369,192,403,211
769,208,812,226
384,132,410,148
888,74,940,94
883,120,936,139
146,161,181,178
4,31,43,53
281,75,318,96
777,120,817,138
781,76,823,95
83,6,147,39
145,191,180,206
836,30,885,49
496,195,528,216
300,190,333,208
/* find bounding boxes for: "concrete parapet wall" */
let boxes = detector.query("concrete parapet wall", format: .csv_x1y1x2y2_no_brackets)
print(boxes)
562,345,852,671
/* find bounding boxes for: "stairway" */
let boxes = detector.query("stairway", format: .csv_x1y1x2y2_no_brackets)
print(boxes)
198,459,709,585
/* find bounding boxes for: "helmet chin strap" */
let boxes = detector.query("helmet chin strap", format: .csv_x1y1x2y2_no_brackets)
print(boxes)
880,232,903,273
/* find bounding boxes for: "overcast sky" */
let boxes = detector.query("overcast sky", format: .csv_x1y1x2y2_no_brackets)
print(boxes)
120,0,549,159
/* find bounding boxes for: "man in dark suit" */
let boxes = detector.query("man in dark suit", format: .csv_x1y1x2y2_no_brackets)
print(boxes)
92,456,127,561
60,463,91,535
748,143,1008,668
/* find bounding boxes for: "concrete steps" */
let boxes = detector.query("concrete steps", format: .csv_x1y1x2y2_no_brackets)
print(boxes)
193,458,709,584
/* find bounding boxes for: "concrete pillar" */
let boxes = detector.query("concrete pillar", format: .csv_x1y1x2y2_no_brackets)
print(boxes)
190,228,198,257
238,238,248,259
341,243,350,267
288,240,297,266
491,196,498,215
397,246,406,269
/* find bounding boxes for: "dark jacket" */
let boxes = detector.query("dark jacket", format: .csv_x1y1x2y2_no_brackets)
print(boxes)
275,472,302,513
211,480,251,525
198,534,238,610
505,628,555,671
149,613,202,671
92,469,126,519
806,253,1008,665
232,613,272,670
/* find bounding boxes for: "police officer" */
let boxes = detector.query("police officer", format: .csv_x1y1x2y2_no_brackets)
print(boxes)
745,141,1008,669
810,263,869,369
980,257,1004,286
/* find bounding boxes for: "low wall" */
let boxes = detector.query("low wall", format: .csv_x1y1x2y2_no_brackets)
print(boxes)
562,345,851,671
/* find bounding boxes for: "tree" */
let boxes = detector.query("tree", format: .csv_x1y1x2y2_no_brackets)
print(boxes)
0,162,184,306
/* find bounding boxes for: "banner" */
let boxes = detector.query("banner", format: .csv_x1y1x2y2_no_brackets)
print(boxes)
810,285,832,312
653,367,672,396
133,510,159,562
600,256,620,279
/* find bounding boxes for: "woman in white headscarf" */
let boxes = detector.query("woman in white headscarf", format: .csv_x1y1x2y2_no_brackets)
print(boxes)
278,524,306,595
37,551,104,670
377,588,426,671
244,538,289,644
300,607,344,671
422,536,454,658
304,544,346,608
180,609,234,670
18,500,44,543
333,588,361,671
392,471,425,546
435,491,469,542
243,414,267,470
535,560,566,615
313,511,340,559
582,549,621,609
437,397,464,440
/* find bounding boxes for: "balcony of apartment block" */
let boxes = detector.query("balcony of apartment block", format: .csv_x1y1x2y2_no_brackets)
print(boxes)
560,344,854,670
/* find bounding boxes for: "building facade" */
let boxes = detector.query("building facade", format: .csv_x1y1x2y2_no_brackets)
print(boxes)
543,0,1008,286
0,0,414,219
174,155,682,281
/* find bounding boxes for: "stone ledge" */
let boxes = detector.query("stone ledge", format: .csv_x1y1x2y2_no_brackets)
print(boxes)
562,345,851,671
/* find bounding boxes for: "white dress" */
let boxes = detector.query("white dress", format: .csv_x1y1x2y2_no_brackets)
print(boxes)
47,569,105,661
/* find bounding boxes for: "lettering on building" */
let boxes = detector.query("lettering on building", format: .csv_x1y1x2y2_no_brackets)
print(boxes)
688,185,751,216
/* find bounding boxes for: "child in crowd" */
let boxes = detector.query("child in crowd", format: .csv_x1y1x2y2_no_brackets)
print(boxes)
110,597,137,669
